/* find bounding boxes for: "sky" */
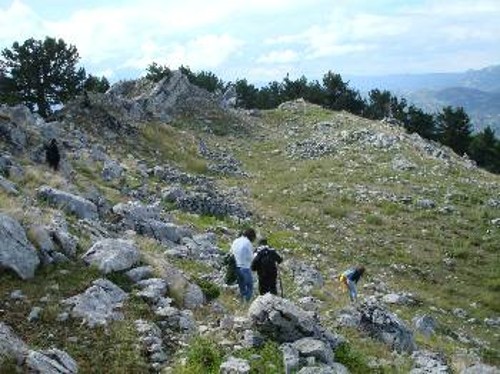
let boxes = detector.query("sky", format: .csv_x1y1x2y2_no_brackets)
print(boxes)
1,0,499,84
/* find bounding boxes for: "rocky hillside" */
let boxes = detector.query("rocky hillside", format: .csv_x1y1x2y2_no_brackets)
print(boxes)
0,73,499,373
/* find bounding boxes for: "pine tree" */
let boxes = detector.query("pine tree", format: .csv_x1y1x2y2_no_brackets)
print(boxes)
1,37,86,117
436,106,472,155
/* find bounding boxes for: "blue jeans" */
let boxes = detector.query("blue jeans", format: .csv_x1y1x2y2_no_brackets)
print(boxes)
347,279,357,301
236,267,253,302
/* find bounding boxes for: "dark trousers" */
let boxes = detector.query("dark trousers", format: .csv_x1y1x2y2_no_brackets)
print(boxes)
258,274,278,295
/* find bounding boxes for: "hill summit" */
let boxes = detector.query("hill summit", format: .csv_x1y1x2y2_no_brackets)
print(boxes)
0,74,499,373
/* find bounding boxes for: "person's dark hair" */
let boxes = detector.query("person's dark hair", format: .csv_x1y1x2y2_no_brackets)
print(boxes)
357,266,366,275
243,228,256,242
258,238,268,246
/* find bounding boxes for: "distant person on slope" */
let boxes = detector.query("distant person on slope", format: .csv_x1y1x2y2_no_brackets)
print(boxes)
231,228,256,302
45,138,60,171
251,238,283,296
339,266,365,302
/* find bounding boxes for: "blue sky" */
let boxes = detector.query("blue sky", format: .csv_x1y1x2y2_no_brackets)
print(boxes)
1,0,499,84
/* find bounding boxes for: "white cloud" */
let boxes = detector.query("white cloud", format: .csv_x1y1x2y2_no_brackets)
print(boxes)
257,49,299,64
0,0,44,44
1,0,499,78
122,34,244,71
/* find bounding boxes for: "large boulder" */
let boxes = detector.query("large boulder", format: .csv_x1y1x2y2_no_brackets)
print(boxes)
0,105,32,151
0,322,28,366
62,278,128,327
0,214,40,279
82,239,140,274
248,294,325,344
25,348,78,374
358,300,416,353
37,186,98,220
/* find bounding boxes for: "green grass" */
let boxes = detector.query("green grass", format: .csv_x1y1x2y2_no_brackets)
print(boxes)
234,341,284,374
173,336,223,374
140,122,208,173
0,262,151,372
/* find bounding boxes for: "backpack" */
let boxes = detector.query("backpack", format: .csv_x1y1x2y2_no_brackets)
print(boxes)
252,248,275,272
224,253,237,285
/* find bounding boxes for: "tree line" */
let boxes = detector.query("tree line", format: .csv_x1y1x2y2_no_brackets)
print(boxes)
1,36,499,173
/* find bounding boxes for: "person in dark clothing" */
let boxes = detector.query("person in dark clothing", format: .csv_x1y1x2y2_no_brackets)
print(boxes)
45,138,60,171
251,238,283,295
339,266,365,302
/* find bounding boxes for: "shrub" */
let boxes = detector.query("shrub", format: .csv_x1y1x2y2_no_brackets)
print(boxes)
193,277,221,301
175,336,223,373
334,343,371,373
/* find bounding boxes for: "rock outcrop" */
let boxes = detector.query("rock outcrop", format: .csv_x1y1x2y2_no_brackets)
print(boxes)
0,214,40,279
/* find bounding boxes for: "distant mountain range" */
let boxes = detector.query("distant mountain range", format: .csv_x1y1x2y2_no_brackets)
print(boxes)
348,65,500,134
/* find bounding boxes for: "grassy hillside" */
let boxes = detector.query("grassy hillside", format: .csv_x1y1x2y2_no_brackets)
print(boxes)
0,100,499,372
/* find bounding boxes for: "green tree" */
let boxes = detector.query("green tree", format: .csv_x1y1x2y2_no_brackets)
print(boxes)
436,106,472,155
281,74,308,102
0,61,19,105
178,65,225,93
1,37,86,117
257,81,283,109
468,126,500,173
366,89,392,119
404,105,436,140
145,62,172,83
83,74,110,93
322,71,365,114
234,78,259,109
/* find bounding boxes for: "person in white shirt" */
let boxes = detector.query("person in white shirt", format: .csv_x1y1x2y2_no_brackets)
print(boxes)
231,228,256,302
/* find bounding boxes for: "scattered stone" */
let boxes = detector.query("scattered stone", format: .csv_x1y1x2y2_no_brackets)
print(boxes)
25,348,78,374
37,186,98,220
0,213,40,280
382,292,416,305
62,278,128,327
0,322,28,366
82,239,140,274
416,199,436,209
461,363,500,373
125,266,154,282
248,294,333,345
281,343,300,374
242,329,264,349
10,289,25,300
358,300,416,353
292,337,334,365
220,356,251,374
101,159,124,181
0,175,19,195
28,307,43,322
286,260,324,294
410,350,449,373
135,278,168,304
335,307,362,328
412,315,437,338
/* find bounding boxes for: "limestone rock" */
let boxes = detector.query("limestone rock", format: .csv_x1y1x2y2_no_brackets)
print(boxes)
25,348,78,374
0,322,28,366
358,301,416,353
0,213,40,279
62,278,128,327
248,294,326,344
82,239,140,274
220,356,250,374
37,186,98,220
